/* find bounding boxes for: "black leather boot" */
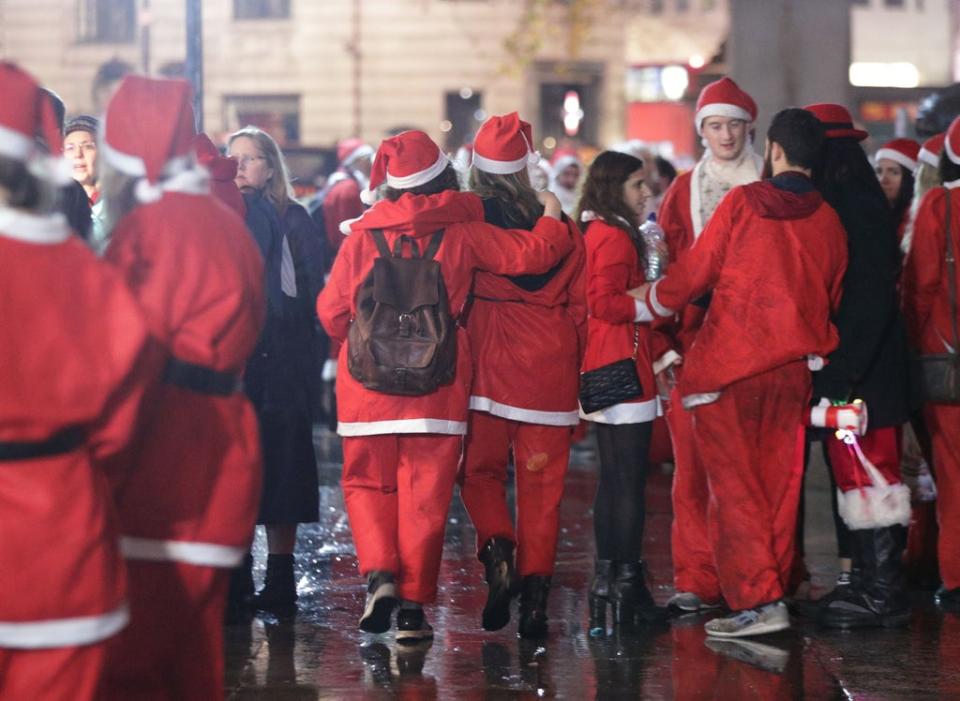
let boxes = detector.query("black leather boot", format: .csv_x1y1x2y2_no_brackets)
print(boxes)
478,537,517,631
252,553,298,615
611,561,668,625
819,526,910,629
518,575,551,639
589,559,614,632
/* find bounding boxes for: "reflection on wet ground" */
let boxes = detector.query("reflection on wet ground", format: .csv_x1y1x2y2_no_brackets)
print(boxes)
224,431,960,699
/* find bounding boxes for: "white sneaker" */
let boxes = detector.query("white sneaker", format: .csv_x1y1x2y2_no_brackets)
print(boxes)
704,601,790,638
667,591,723,612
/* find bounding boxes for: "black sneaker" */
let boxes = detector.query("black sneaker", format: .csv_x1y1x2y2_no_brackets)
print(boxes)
396,607,434,644
359,571,398,634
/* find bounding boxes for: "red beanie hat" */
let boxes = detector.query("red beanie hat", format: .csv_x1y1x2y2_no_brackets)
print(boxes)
803,103,868,141
472,112,537,174
102,75,197,185
0,61,68,181
694,77,757,135
362,130,448,205
920,132,947,168
875,138,921,173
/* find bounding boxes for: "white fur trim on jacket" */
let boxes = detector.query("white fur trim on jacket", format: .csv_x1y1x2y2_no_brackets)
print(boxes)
648,279,674,318
0,603,129,649
120,536,247,567
580,397,660,424
681,392,722,409
470,396,579,426
835,433,912,529
337,418,467,436
652,350,681,375
633,298,654,322
0,208,71,244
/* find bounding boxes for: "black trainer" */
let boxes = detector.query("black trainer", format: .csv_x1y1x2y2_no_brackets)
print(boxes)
396,606,434,644
359,571,398,634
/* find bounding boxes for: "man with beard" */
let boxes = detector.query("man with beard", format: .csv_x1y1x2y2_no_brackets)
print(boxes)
657,77,764,614
633,108,848,637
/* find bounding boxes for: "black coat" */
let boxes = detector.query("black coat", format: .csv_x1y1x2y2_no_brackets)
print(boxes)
812,187,912,428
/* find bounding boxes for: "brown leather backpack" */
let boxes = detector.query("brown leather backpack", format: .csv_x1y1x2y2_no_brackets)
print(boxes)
347,229,457,395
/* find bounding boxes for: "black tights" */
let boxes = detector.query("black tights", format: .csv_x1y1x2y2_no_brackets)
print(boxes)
593,421,653,562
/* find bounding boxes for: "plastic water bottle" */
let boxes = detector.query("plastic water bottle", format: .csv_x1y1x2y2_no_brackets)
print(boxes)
639,213,668,282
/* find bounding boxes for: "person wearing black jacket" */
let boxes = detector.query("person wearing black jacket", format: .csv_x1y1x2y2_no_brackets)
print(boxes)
805,103,913,629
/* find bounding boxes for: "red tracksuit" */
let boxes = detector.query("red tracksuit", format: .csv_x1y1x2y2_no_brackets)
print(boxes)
0,210,148,701
902,185,960,591
317,190,573,603
461,211,586,576
646,174,847,610
101,190,265,701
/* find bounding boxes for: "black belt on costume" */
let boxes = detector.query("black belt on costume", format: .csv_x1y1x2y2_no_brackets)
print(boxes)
163,357,242,396
0,426,85,462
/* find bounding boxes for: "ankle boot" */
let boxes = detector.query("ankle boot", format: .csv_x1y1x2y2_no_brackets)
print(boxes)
518,575,551,639
224,553,254,624
611,561,667,625
588,560,614,631
478,537,517,631
820,526,910,629
252,553,297,614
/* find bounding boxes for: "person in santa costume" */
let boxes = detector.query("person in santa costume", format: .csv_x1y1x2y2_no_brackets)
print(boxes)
804,103,913,628
310,136,374,265
0,62,148,701
903,133,947,256
875,137,920,240
316,130,573,643
549,147,584,215
96,76,266,700
634,108,848,637
459,113,587,638
577,150,669,628
656,76,763,613
902,115,960,614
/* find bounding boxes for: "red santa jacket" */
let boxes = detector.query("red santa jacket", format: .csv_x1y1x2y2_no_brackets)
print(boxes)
646,173,847,400
324,173,365,259
580,218,659,424
105,191,266,568
316,190,574,436
467,211,587,426
0,209,148,649
903,186,960,354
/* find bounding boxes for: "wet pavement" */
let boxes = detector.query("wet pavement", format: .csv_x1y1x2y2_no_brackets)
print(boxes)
223,430,960,699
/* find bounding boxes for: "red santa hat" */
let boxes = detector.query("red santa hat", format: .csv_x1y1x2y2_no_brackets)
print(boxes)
471,112,538,174
918,133,946,168
361,130,449,205
874,138,920,173
694,77,757,135
550,147,583,177
0,61,69,182
803,103,868,141
101,75,199,198
337,137,374,167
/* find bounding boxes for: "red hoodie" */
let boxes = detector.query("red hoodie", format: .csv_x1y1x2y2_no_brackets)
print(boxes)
646,173,848,400
317,190,573,436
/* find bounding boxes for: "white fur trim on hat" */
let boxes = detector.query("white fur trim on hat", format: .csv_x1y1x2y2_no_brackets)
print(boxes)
342,144,374,167
471,151,530,175
875,147,918,173
0,124,35,161
0,208,71,244
386,151,449,190
919,147,940,169
695,104,753,135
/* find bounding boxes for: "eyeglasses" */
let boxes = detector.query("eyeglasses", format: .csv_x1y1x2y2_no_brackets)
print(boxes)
64,142,96,155
234,154,266,168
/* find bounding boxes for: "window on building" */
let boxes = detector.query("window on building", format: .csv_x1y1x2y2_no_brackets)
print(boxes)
884,0,905,7
443,90,483,152
77,0,136,43
224,95,301,146
234,0,291,19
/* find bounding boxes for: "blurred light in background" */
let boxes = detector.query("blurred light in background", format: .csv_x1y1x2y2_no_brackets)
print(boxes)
563,90,584,136
660,65,689,101
849,62,920,88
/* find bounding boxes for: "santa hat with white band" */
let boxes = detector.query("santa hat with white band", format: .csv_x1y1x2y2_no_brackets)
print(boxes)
338,137,374,168
942,119,960,167
101,75,206,203
471,112,538,175
360,130,449,205
875,138,920,174
919,133,946,168
694,77,758,135
0,61,70,184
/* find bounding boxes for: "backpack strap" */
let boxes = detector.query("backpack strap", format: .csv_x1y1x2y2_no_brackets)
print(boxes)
393,235,422,258
371,229,392,258
422,230,445,261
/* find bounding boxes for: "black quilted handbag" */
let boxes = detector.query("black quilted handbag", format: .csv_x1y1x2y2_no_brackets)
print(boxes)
919,193,960,403
579,324,643,414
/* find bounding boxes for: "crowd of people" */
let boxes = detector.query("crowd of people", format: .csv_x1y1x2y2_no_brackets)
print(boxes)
3,57,960,700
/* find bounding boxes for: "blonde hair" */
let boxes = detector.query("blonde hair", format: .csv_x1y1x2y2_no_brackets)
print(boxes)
903,162,944,255
468,168,542,227
228,125,295,214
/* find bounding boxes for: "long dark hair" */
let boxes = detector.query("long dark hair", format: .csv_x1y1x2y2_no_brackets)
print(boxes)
813,137,888,212
576,150,646,259
890,164,915,227
383,163,460,201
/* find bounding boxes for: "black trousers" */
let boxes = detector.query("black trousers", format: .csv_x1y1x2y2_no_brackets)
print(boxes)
593,421,653,562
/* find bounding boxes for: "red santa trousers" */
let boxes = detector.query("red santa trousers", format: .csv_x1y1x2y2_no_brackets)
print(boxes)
0,642,105,701
924,402,960,589
692,362,809,611
460,411,571,576
101,560,229,701
341,434,462,603
667,384,721,602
